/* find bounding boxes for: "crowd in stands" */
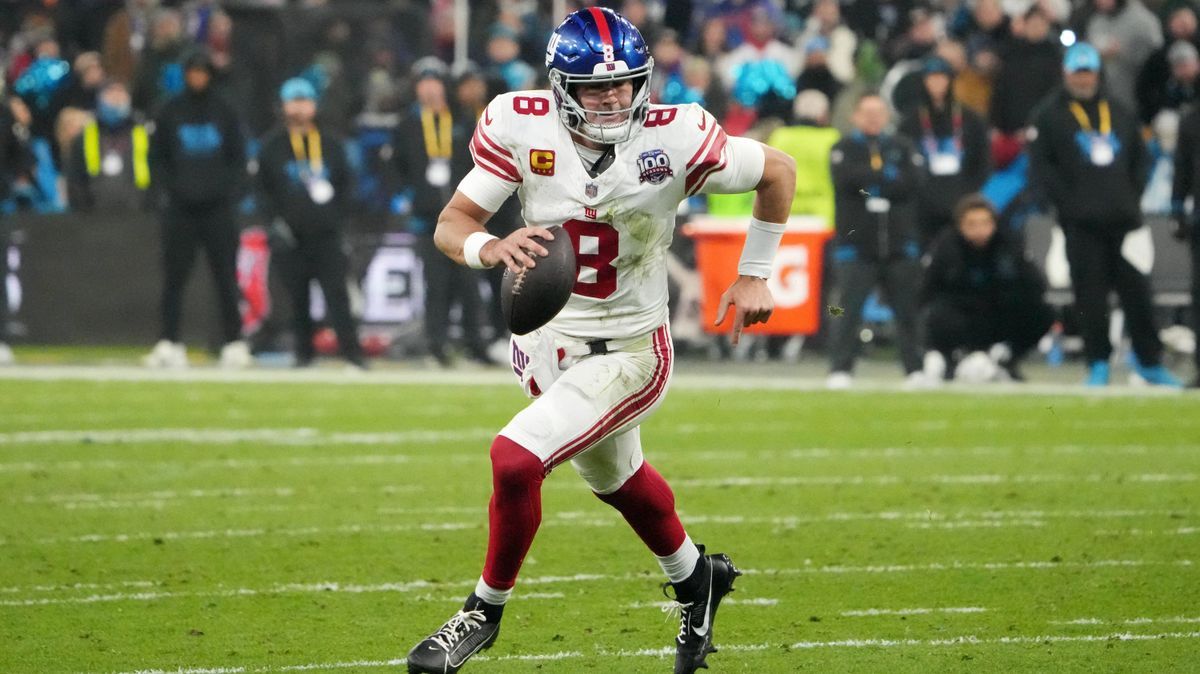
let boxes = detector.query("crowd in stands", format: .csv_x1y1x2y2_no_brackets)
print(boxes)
0,0,1195,385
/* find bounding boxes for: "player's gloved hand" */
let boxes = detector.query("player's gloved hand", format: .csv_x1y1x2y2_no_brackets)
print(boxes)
714,275,774,346
1173,214,1192,242
482,226,556,274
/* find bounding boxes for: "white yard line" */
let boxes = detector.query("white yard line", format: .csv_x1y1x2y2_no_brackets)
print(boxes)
840,606,988,617
627,597,780,609
4,559,1191,607
8,506,1192,546
0,428,494,446
668,473,1197,489
87,631,1200,673
1050,616,1200,626
2,364,1189,398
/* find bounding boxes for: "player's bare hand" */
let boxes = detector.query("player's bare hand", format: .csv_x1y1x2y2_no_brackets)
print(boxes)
714,275,773,345
481,227,555,274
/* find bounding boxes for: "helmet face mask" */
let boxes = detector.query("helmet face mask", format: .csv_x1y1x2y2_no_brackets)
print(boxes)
545,7,654,145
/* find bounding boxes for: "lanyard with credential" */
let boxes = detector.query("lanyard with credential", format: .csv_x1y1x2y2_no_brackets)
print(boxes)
288,129,323,178
919,103,962,156
421,108,453,159
869,140,883,171
1068,100,1111,136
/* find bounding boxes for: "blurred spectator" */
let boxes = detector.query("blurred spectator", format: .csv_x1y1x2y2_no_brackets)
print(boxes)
145,49,248,370
991,5,1062,134
0,92,35,365
394,62,492,367
886,6,943,63
650,28,686,102
1171,103,1200,387
765,90,840,224
102,0,161,87
131,7,187,116
65,81,150,213
454,65,520,349
952,0,1010,63
719,6,800,88
795,36,842,106
937,38,991,118
696,16,731,62
799,0,858,85
60,52,107,112
485,23,536,93
826,92,926,388
1085,0,1163,114
701,0,787,49
257,78,365,370
899,56,990,247
921,194,1053,382
1137,40,1200,124
1029,42,1180,387
1137,3,1200,124
844,0,914,48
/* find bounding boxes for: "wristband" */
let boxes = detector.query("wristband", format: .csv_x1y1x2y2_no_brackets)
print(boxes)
463,231,499,269
737,217,787,278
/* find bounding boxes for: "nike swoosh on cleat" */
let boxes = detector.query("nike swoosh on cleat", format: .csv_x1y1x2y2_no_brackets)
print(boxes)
694,567,714,638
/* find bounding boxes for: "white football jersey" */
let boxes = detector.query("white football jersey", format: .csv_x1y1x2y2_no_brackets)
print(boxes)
458,90,764,340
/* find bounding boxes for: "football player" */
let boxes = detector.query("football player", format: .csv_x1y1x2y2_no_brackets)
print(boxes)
406,8,796,674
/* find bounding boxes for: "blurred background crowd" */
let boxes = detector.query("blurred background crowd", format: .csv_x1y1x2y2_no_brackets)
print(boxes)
0,0,1197,387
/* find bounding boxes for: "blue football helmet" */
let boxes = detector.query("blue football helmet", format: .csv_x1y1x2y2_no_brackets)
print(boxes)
545,7,654,144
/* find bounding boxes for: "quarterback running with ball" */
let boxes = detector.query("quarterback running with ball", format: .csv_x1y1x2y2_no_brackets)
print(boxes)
406,8,796,673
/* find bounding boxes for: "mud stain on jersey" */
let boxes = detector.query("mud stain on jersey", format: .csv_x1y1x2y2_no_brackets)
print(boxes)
612,210,666,280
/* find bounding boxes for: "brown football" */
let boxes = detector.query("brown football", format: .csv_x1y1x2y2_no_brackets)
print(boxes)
500,226,576,335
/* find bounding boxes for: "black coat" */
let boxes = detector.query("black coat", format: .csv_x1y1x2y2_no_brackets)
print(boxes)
150,89,246,207
990,38,1062,133
1029,88,1151,232
922,226,1046,309
0,103,34,204
1172,106,1200,214
393,106,474,231
899,96,990,225
257,125,353,234
830,132,924,261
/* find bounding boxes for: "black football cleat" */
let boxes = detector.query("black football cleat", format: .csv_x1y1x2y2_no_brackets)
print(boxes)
664,546,742,674
406,595,501,674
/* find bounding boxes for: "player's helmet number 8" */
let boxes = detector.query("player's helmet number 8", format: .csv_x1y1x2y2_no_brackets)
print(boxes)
546,7,654,145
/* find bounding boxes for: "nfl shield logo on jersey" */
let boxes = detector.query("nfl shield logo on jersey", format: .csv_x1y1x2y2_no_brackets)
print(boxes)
637,149,673,184
585,182,598,198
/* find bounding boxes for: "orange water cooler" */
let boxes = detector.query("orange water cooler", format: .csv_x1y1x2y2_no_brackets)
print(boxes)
683,216,833,336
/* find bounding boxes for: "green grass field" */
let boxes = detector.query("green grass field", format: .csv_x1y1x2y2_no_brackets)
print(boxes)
1,371,1198,673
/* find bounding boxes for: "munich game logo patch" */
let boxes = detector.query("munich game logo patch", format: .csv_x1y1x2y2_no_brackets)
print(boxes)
637,149,673,184
529,149,556,176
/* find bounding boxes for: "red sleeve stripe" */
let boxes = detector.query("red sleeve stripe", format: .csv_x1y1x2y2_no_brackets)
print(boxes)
685,128,728,194
686,122,719,169
475,125,514,160
589,7,613,52
686,155,728,196
470,128,521,183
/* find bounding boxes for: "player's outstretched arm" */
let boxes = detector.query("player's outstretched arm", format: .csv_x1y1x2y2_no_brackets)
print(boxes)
435,190,556,274
714,144,797,345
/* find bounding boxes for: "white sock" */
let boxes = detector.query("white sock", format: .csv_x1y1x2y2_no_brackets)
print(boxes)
473,577,512,606
656,535,701,584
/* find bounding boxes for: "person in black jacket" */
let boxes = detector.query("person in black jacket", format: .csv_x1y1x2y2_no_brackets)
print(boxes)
899,56,990,248
257,78,365,370
1029,42,1181,387
922,194,1054,381
826,92,927,388
394,61,494,367
989,4,1062,135
145,49,248,370
1171,103,1200,388
0,96,34,365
